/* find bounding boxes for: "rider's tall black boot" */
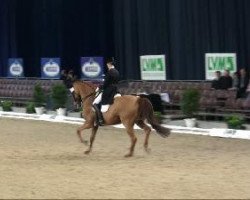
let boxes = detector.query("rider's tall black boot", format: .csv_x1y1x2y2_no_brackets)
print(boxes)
92,104,104,126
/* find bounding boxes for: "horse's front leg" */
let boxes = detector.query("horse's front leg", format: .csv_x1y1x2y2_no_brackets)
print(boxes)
84,125,99,155
77,121,93,145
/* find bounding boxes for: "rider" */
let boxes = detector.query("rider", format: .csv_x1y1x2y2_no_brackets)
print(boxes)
93,58,120,126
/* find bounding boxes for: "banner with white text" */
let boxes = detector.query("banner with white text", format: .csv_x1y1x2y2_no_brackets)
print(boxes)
80,57,104,80
8,58,24,78
41,58,61,79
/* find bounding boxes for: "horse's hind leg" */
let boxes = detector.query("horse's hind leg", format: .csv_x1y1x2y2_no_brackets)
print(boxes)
136,120,151,153
123,123,137,157
84,125,99,155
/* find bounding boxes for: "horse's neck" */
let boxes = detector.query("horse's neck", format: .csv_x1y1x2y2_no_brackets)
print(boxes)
82,98,94,117
79,87,94,107
77,81,96,110
82,97,93,108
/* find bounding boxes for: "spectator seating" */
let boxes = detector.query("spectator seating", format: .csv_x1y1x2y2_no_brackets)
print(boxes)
1,78,250,120
118,80,250,120
0,78,63,105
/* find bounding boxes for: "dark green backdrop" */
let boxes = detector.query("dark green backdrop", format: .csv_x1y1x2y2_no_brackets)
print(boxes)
1,0,250,80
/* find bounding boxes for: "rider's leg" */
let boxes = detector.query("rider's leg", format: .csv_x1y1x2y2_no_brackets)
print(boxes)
92,92,104,126
93,91,102,105
93,103,104,126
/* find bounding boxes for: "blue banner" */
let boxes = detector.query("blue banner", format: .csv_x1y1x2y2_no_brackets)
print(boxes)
81,57,104,80
8,58,24,77
41,58,61,79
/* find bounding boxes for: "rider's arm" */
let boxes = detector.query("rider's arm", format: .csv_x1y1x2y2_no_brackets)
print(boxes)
102,72,111,89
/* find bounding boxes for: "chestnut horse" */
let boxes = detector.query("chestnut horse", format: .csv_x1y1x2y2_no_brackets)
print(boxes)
73,81,171,157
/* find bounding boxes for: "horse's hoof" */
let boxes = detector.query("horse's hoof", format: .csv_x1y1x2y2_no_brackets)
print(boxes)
84,150,91,155
124,153,133,158
144,148,151,154
81,140,88,145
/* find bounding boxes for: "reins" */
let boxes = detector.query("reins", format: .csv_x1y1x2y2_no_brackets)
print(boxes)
79,81,98,103
82,91,96,103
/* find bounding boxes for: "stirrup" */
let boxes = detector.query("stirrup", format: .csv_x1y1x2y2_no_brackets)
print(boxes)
95,116,104,126
98,119,104,126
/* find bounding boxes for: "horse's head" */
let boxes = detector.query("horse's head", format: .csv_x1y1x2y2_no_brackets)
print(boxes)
72,81,97,106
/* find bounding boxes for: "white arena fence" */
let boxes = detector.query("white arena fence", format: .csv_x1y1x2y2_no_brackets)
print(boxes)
1,111,250,140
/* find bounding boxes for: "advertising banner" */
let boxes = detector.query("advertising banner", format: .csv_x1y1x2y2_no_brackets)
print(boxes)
81,57,103,80
8,58,24,78
41,58,61,79
205,53,237,80
140,55,166,80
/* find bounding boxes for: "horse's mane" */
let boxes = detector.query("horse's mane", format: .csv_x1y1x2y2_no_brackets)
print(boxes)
74,80,97,91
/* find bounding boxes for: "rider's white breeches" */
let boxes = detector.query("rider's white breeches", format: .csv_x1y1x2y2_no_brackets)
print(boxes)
93,92,102,105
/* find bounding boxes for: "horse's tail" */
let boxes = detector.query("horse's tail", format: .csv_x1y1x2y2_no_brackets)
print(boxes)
138,97,171,138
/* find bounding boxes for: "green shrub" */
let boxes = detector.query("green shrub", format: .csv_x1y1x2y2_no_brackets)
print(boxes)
1,100,13,111
226,115,245,130
26,102,36,113
51,84,68,109
154,111,163,123
33,84,46,107
180,88,200,118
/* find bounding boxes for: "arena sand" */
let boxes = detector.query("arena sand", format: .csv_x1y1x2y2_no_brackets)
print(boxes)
1,118,250,199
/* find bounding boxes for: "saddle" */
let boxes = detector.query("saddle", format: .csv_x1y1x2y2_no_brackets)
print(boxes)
92,93,121,126
101,93,121,112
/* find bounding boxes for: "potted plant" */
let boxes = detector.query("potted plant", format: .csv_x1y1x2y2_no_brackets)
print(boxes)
33,84,46,115
226,115,245,130
26,102,36,114
1,100,13,111
51,83,68,116
180,88,200,127
154,111,163,124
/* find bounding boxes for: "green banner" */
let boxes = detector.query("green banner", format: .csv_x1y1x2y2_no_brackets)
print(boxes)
205,53,237,80
140,55,166,80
